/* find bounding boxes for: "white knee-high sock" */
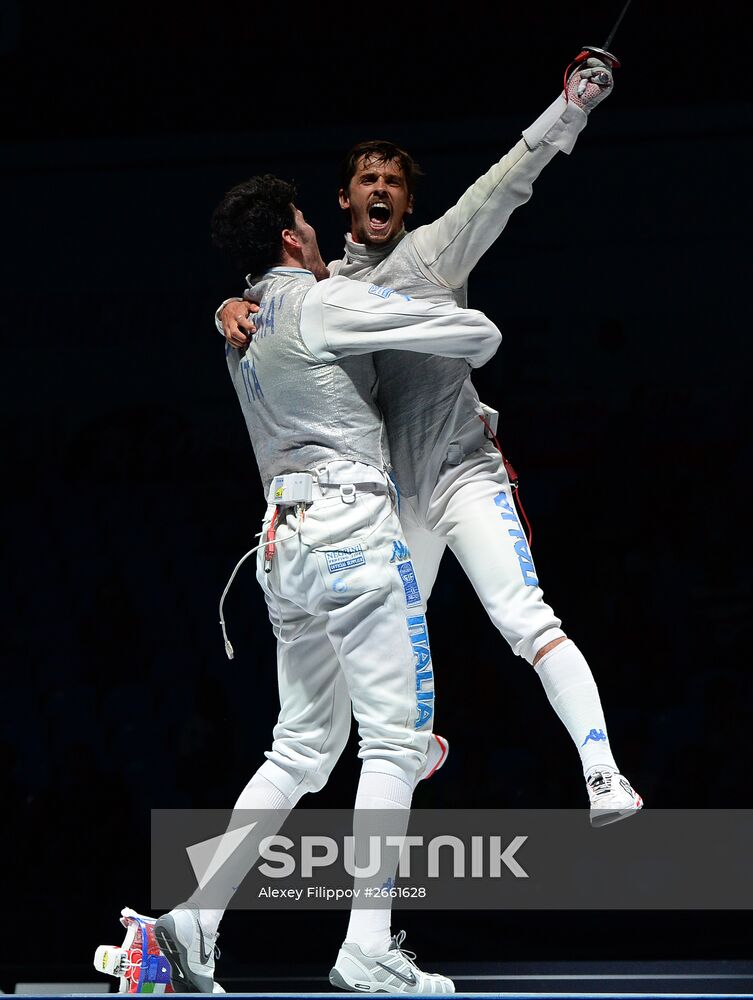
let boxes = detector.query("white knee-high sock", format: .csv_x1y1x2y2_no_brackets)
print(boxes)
344,767,413,957
534,639,618,776
192,770,296,935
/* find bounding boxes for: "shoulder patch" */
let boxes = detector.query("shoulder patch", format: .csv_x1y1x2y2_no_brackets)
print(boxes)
368,284,395,299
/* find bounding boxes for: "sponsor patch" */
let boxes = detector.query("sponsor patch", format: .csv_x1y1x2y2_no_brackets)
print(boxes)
398,560,422,607
324,546,366,573
368,283,396,299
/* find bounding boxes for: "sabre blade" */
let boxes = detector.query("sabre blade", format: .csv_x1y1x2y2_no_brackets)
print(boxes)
603,0,633,51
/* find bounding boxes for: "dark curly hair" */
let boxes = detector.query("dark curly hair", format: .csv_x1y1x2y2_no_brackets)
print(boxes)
338,140,423,200
211,174,297,277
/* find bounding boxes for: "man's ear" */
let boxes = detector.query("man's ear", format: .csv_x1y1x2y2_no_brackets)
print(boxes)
281,228,300,251
338,187,350,210
406,194,414,216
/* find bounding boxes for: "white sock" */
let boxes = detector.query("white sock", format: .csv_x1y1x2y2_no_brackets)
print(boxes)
534,639,619,776
193,770,295,934
344,767,413,957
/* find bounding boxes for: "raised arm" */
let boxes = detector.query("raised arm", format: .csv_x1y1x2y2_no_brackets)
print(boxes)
411,56,614,289
300,276,502,368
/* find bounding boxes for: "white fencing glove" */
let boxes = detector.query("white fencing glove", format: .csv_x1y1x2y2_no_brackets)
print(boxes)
565,52,615,112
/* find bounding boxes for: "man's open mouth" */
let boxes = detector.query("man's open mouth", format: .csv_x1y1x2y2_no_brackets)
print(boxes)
368,201,391,230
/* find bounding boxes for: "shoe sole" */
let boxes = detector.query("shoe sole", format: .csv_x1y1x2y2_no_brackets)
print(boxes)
329,966,355,992
329,963,454,994
154,916,207,994
330,966,394,994
590,799,643,828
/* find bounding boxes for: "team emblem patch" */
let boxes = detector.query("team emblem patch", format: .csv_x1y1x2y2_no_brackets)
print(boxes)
397,560,422,607
324,546,366,573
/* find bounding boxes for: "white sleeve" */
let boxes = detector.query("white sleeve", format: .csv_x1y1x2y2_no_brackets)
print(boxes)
214,296,244,334
410,97,588,290
300,275,501,369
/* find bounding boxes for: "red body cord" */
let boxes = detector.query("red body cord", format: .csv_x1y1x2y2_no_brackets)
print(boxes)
264,506,280,569
478,416,533,548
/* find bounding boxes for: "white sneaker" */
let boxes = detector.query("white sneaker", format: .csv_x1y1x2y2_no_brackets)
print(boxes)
587,768,643,827
154,905,224,993
330,930,454,994
417,734,449,782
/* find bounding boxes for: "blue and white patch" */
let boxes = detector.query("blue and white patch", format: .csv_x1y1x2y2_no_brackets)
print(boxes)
398,560,422,607
368,283,396,299
324,546,366,573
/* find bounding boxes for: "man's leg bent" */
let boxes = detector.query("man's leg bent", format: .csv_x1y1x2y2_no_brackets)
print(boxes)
429,446,624,778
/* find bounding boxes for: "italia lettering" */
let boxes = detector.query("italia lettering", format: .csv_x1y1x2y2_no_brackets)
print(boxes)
493,491,539,587
408,615,434,728
241,358,264,402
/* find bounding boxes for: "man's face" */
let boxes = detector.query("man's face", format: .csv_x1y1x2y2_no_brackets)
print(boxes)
292,208,330,281
338,155,413,246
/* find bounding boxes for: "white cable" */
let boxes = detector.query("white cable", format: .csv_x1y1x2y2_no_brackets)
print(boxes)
220,486,396,659
218,518,302,659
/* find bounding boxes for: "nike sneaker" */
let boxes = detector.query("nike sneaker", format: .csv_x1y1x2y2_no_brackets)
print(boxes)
154,905,224,994
330,930,454,994
417,734,449,782
587,768,643,827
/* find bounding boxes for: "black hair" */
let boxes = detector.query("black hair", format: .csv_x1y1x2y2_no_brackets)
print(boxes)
338,140,423,200
211,174,297,276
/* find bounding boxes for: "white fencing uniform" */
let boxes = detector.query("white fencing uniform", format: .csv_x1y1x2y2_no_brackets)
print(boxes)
218,96,628,781
323,95,627,782
183,271,499,969
226,267,501,795
326,97,589,665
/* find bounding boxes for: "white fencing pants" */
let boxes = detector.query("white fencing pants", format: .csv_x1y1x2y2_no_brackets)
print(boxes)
400,442,565,665
256,466,434,800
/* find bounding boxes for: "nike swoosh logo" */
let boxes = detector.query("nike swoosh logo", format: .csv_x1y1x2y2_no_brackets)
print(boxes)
197,922,213,965
375,961,417,986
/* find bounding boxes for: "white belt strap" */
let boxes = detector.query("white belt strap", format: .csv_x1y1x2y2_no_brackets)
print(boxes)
267,471,389,505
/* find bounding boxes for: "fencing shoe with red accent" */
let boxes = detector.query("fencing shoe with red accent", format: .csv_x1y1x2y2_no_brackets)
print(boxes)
587,768,643,827
417,734,449,782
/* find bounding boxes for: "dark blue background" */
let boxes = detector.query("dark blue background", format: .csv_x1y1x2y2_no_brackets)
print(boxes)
2,0,752,987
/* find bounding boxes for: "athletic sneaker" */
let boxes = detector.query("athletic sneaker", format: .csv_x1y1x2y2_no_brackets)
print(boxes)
330,930,454,994
586,768,643,827
154,905,224,993
417,734,449,782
